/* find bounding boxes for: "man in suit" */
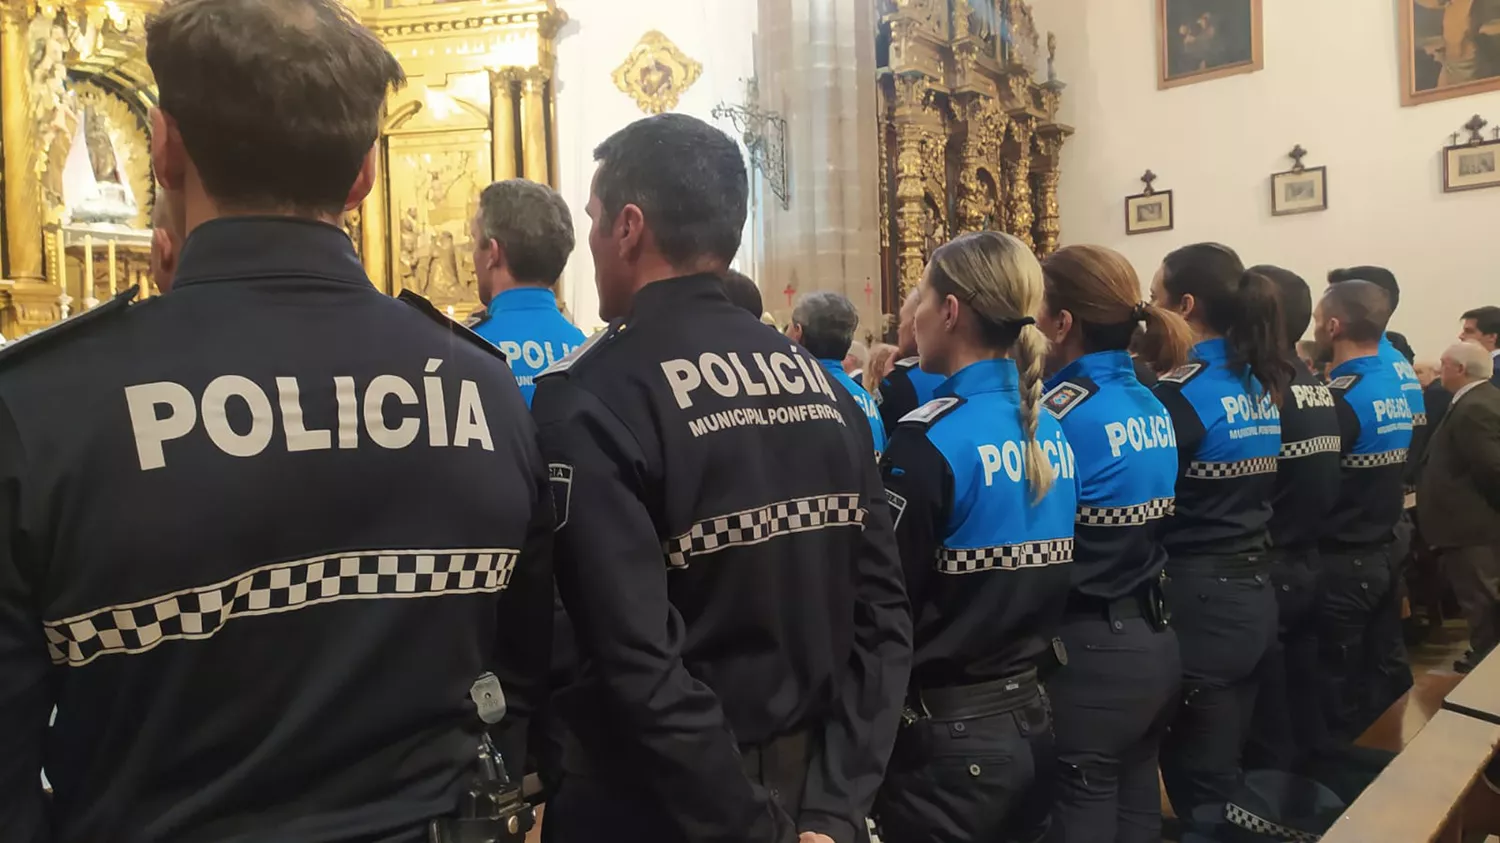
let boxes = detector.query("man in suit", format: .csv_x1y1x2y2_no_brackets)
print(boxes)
1459,306,1500,386
1418,342,1500,673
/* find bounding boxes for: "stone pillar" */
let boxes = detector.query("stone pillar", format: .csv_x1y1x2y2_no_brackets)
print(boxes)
1,3,43,282
756,0,882,332
490,68,519,182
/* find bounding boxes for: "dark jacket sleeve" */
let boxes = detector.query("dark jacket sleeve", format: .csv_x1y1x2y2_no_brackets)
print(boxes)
1455,397,1500,507
489,450,555,777
1152,385,1205,479
879,429,949,622
878,372,918,439
798,415,913,843
532,380,790,843
0,400,51,843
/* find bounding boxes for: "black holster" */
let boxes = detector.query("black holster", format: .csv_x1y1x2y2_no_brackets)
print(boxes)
428,733,535,843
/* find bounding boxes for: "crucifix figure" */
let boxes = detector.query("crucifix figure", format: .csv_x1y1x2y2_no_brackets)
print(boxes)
784,282,796,308
863,279,874,307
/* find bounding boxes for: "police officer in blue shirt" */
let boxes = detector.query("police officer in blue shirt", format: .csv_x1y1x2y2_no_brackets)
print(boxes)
1149,243,1294,826
876,231,1077,843
1036,245,1193,843
1245,266,1341,773
878,287,947,436
1308,281,1416,741
788,291,887,456
469,179,586,406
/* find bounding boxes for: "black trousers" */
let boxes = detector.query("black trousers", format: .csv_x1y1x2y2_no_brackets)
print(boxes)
1441,544,1500,658
1158,565,1277,822
1046,614,1180,843
877,686,1054,843
1318,544,1412,741
1246,551,1329,772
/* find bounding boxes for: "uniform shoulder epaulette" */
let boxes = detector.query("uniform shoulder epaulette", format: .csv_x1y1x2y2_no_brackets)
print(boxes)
893,356,920,370
898,396,963,427
397,290,506,362
1328,374,1361,391
462,310,491,331
1158,362,1205,385
0,286,139,373
537,322,616,379
1043,379,1096,419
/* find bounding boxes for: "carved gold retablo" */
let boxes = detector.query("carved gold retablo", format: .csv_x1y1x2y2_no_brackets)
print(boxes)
612,30,702,115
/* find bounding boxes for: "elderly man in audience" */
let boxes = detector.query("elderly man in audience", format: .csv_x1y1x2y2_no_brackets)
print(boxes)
1417,341,1500,673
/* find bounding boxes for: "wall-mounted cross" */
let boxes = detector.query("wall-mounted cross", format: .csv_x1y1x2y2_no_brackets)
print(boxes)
863,279,874,306
784,283,796,308
1140,170,1158,195
1288,144,1308,172
1465,114,1490,144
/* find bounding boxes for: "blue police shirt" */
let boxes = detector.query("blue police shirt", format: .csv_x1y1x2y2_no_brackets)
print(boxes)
880,358,1077,687
877,357,947,437
820,359,886,456
1325,353,1415,547
1378,334,1426,426
471,287,586,406
1044,351,1177,600
1152,338,1282,558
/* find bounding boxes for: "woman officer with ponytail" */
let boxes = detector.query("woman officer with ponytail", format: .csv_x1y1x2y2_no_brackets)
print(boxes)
1148,243,1294,830
1035,245,1193,843
874,231,1077,843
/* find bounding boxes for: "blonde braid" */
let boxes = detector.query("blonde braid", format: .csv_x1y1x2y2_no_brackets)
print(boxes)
1014,323,1055,502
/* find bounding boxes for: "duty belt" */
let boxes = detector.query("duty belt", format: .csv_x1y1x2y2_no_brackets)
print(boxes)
1165,551,1269,578
905,667,1039,722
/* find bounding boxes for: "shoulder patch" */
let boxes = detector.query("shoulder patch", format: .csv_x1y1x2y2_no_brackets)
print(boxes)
899,396,963,427
1043,380,1095,419
0,286,139,372
398,290,506,362
538,323,614,379
1328,374,1360,391
1158,362,1204,385
462,310,491,330
894,356,920,369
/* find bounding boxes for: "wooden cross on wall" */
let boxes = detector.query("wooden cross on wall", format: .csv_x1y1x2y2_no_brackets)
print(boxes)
1140,170,1158,196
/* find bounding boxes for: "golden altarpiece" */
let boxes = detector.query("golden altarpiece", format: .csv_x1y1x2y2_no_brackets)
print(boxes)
875,0,1071,301
0,0,565,337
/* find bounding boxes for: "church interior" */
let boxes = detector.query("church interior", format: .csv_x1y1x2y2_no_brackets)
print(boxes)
3,0,1500,840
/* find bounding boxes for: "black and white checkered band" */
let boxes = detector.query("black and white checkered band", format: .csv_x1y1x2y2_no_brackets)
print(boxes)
43,549,519,667
937,538,1073,575
1224,803,1320,843
1413,412,1428,426
1076,497,1175,527
664,493,866,569
1280,435,1342,460
1186,456,1279,480
1342,448,1408,469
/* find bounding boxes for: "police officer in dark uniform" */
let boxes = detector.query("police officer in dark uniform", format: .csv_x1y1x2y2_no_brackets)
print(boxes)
874,231,1077,843
1036,245,1193,843
1148,244,1293,824
0,3,553,841
1245,266,1341,773
1308,281,1416,741
468,179,587,407
530,113,911,843
878,288,947,437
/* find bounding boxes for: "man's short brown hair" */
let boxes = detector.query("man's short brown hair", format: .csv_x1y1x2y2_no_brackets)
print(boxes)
146,0,405,215
476,180,575,287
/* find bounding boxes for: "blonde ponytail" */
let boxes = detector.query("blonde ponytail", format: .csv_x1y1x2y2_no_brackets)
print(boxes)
1014,323,1055,502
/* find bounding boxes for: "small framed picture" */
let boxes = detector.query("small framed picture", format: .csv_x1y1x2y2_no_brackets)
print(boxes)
1125,190,1175,235
1444,140,1500,193
1271,166,1328,216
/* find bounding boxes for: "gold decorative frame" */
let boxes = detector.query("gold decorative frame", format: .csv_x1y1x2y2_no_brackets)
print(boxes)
1157,0,1263,90
1400,0,1500,107
613,30,703,115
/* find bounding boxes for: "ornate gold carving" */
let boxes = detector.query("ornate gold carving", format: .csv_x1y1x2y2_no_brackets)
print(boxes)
1032,170,1061,257
1004,117,1035,249
2,3,45,281
388,131,489,315
612,30,702,115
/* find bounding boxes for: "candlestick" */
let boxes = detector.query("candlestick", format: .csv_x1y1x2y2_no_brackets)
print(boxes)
83,235,94,306
107,240,117,297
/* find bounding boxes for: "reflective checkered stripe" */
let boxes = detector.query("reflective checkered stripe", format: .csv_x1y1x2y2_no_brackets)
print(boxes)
1341,449,1408,469
1280,435,1342,460
1076,497,1175,527
44,549,519,667
1224,803,1320,843
1413,412,1428,426
1185,456,1279,480
937,538,1073,575
664,493,866,569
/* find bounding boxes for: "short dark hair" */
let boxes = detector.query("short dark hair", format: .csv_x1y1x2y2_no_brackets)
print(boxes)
592,114,748,266
146,0,405,216
1250,264,1311,349
1328,266,1399,312
477,180,575,287
721,269,763,318
791,292,859,360
1321,279,1391,344
1462,305,1500,337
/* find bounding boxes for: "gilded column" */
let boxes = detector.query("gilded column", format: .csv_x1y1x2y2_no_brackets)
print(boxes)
892,74,930,297
490,68,519,182
518,68,550,186
1005,118,1035,250
1032,170,1060,257
1,2,44,282
360,140,389,293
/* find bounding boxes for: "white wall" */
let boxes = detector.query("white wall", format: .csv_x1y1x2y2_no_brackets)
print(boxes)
1047,0,1500,359
553,1,759,332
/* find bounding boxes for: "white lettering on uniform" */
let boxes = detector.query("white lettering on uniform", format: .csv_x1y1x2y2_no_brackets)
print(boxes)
202,375,275,458
334,376,359,449
366,375,420,449
1103,412,1176,458
1291,384,1334,410
453,380,494,450
126,382,198,471
979,444,1004,486
661,360,702,409
278,377,332,452
1373,397,1413,423
701,353,738,398
498,341,573,371
423,359,449,448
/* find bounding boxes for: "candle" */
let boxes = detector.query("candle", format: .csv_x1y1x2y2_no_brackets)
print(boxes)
107,240,117,297
55,230,66,289
83,235,94,304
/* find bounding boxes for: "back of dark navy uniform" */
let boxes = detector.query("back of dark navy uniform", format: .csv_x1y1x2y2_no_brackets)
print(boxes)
878,356,945,437
0,220,553,843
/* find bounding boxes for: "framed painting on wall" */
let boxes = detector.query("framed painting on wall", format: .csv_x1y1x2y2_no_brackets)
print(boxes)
1158,0,1264,89
1401,0,1500,106
1126,190,1175,235
1444,138,1500,191
1271,166,1328,216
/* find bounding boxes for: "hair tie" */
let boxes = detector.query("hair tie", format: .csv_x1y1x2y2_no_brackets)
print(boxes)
1132,302,1149,321
1011,316,1036,329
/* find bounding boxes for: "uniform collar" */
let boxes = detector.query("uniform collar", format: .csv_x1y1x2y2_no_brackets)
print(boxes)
629,273,729,317
172,216,370,290
489,286,561,316
818,358,848,376
1193,337,1229,363
937,358,1019,398
1046,350,1133,391
1330,352,1382,379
